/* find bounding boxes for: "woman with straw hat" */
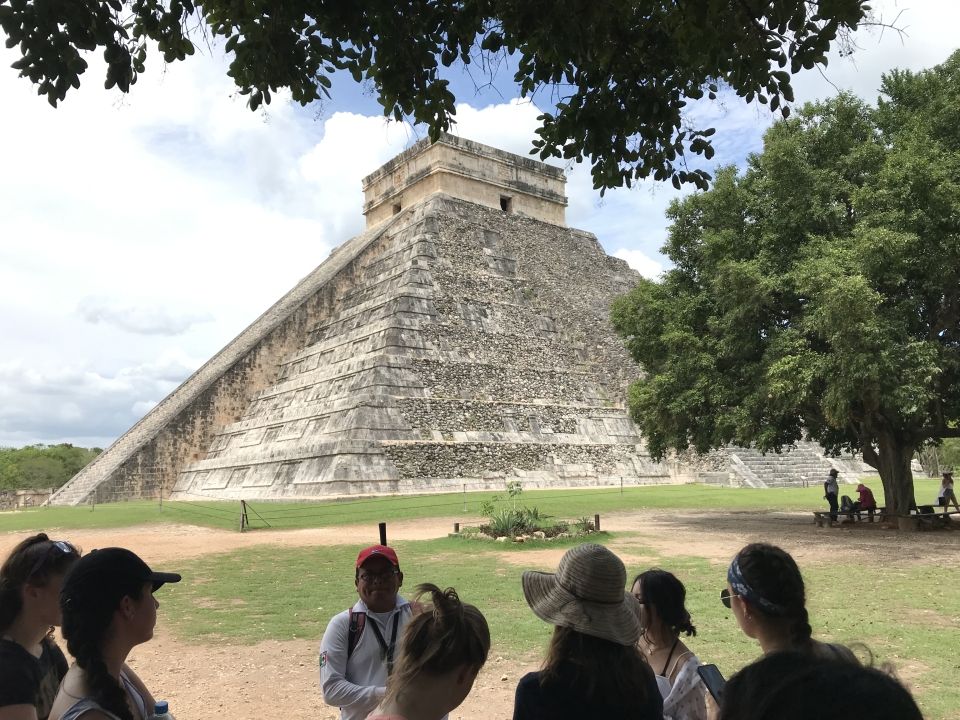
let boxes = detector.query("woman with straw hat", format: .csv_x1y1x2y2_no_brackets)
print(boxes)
513,543,663,720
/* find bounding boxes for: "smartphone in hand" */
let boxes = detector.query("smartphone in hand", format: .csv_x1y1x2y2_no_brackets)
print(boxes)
697,663,727,703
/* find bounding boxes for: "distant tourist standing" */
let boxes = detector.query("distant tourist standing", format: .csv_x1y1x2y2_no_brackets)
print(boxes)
939,470,959,514
319,545,419,720
823,469,840,523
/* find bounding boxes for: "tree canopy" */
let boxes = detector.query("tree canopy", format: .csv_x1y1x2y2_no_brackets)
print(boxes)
611,50,960,518
0,0,870,191
0,444,102,491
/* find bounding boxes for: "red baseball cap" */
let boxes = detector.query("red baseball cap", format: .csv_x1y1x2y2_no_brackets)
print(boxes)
356,544,399,569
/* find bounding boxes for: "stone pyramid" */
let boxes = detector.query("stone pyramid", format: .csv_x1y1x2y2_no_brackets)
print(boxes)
49,134,876,505
49,135,676,505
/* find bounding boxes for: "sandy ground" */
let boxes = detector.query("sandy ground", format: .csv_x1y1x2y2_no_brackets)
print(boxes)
4,509,957,719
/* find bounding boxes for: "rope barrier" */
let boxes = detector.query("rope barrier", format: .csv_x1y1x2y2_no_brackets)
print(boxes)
164,501,237,516
162,503,237,521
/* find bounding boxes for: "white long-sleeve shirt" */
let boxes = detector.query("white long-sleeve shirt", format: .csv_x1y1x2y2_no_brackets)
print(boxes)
319,597,412,720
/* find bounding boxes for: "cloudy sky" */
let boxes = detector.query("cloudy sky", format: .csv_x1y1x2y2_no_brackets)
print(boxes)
0,0,957,449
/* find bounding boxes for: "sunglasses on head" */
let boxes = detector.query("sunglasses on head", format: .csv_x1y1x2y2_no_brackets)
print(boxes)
28,540,78,579
720,588,739,609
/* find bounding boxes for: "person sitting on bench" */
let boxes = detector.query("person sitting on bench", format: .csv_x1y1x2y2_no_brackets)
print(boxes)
852,483,877,520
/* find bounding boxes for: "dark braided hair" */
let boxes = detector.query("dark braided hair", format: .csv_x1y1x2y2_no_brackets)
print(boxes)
735,543,812,648
61,561,147,720
633,569,696,637
0,533,79,634
384,584,490,705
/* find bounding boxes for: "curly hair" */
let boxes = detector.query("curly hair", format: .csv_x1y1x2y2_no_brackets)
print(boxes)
383,584,490,705
633,568,696,637
735,543,811,648
0,533,79,634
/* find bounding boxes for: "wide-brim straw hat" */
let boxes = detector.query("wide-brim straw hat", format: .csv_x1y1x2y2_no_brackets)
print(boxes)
521,543,640,646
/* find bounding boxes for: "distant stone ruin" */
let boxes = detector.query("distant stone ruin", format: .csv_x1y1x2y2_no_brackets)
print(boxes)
48,135,874,505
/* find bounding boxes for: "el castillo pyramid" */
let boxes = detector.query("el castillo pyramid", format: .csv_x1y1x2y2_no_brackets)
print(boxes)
48,134,875,505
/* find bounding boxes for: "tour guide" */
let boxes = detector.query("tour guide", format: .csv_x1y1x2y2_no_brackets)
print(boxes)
824,468,840,522
319,544,417,720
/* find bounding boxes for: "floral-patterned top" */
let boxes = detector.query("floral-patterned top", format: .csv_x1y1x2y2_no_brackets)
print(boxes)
658,652,707,720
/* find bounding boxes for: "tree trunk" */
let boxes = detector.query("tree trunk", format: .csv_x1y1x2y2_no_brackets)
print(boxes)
875,431,917,530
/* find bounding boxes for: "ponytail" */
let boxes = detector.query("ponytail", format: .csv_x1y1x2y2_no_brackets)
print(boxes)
383,584,490,705
789,606,814,647
633,569,697,637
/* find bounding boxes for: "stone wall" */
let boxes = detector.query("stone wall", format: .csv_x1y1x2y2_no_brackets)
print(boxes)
362,134,567,227
0,489,53,511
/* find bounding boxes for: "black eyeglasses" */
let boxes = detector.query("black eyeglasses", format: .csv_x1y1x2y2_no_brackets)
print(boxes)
359,569,400,584
28,540,78,579
720,588,739,609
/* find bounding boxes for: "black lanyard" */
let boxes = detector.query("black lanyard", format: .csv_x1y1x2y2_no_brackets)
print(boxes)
367,611,400,675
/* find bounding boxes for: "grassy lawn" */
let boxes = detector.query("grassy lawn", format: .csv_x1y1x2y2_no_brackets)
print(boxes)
0,478,945,533
157,530,959,720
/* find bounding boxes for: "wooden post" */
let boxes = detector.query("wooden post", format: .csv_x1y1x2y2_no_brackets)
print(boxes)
620,476,623,495
454,522,460,534
462,483,467,512
379,522,388,545
240,500,249,532
594,513,601,532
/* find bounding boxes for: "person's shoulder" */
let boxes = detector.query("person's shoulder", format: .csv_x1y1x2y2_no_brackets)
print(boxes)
0,638,29,661
812,640,858,664
0,639,37,680
516,671,543,691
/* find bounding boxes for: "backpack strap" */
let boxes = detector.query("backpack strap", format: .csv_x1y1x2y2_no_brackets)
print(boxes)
347,608,366,660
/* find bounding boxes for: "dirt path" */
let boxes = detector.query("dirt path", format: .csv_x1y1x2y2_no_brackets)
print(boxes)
5,509,958,719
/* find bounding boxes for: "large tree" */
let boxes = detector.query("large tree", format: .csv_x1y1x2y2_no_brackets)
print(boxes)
0,0,871,191
611,52,960,524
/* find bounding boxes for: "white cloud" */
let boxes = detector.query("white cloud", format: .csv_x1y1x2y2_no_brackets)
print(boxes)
613,249,664,280
0,353,197,447
78,297,213,335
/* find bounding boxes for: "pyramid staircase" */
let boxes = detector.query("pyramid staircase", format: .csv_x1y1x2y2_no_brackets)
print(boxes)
172,196,668,499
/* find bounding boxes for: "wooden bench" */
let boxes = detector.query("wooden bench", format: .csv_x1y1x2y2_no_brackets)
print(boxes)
814,508,960,529
912,509,960,530
813,507,885,527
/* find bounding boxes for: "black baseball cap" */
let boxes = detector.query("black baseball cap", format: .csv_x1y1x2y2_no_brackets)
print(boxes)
62,547,181,607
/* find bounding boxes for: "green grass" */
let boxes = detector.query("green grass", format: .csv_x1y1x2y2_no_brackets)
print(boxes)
1,478,945,534
158,530,959,719
4,480,953,715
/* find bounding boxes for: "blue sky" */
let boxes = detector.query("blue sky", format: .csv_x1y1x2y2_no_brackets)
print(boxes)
0,0,956,448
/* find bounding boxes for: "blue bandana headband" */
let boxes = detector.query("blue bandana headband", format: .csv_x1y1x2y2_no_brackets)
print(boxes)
727,557,786,616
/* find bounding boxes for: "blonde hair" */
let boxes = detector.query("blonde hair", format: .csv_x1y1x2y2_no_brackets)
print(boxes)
384,584,490,704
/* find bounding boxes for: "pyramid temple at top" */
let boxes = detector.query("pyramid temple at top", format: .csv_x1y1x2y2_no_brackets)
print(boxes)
49,134,875,505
